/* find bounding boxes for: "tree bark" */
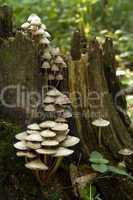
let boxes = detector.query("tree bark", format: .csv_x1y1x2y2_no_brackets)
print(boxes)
69,31,133,199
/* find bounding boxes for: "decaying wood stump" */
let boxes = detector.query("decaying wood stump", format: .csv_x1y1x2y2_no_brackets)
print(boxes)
68,31,133,199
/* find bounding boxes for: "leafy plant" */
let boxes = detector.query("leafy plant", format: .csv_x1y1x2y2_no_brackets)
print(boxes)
89,151,132,179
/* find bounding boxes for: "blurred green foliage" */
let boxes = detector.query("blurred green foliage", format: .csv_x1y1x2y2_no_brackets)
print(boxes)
0,0,133,51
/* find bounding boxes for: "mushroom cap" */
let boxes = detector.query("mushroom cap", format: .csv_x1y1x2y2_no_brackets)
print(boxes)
41,23,47,30
118,148,133,156
28,25,37,31
39,121,57,129
16,151,36,158
52,123,68,132
51,64,60,72
55,95,71,105
30,18,41,26
47,88,62,97
15,132,27,140
55,56,64,64
56,74,64,81
25,133,43,142
39,38,50,45
27,123,41,131
61,135,80,147
26,130,40,135
55,117,67,123
51,47,60,56
56,135,66,142
44,104,56,112
41,140,59,146
92,118,110,127
43,31,51,38
21,22,30,29
40,130,56,138
27,14,41,22
42,61,51,69
26,141,41,150
36,148,57,155
61,62,67,68
62,110,72,118
42,52,52,60
53,147,74,157
48,74,55,81
25,159,48,170
43,96,55,104
14,141,28,150
34,28,45,35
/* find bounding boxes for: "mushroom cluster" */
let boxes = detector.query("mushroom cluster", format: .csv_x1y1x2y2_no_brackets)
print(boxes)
42,88,72,120
21,14,67,82
14,121,80,171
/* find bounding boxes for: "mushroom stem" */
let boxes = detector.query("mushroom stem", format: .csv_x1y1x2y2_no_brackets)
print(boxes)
35,170,43,186
98,127,102,146
48,157,63,179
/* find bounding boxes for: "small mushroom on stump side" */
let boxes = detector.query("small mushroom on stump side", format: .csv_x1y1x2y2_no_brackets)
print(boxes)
92,118,110,146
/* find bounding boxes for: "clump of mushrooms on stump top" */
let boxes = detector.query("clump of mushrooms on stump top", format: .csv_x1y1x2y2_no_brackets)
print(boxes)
21,13,67,84
14,14,80,182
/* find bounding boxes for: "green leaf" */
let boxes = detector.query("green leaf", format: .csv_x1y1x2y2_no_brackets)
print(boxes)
89,151,109,164
91,164,108,173
108,166,128,176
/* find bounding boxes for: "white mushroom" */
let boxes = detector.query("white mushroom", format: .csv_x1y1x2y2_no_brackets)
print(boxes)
34,28,45,35
53,147,74,157
47,88,62,97
92,118,110,146
62,110,72,118
25,133,43,142
43,96,55,104
41,61,51,69
55,95,71,105
26,142,41,150
61,135,80,147
51,47,60,56
14,141,28,150
41,23,47,30
52,123,68,132
42,52,52,60
41,140,59,146
25,159,48,170
39,121,57,129
44,104,56,112
39,38,50,45
55,118,67,123
56,74,64,81
27,123,41,131
21,22,30,30
26,130,40,135
27,14,41,23
16,151,36,158
48,74,55,81
54,56,64,64
51,64,60,72
36,148,57,155
40,130,56,138
43,31,51,38
15,132,27,140
92,118,110,127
